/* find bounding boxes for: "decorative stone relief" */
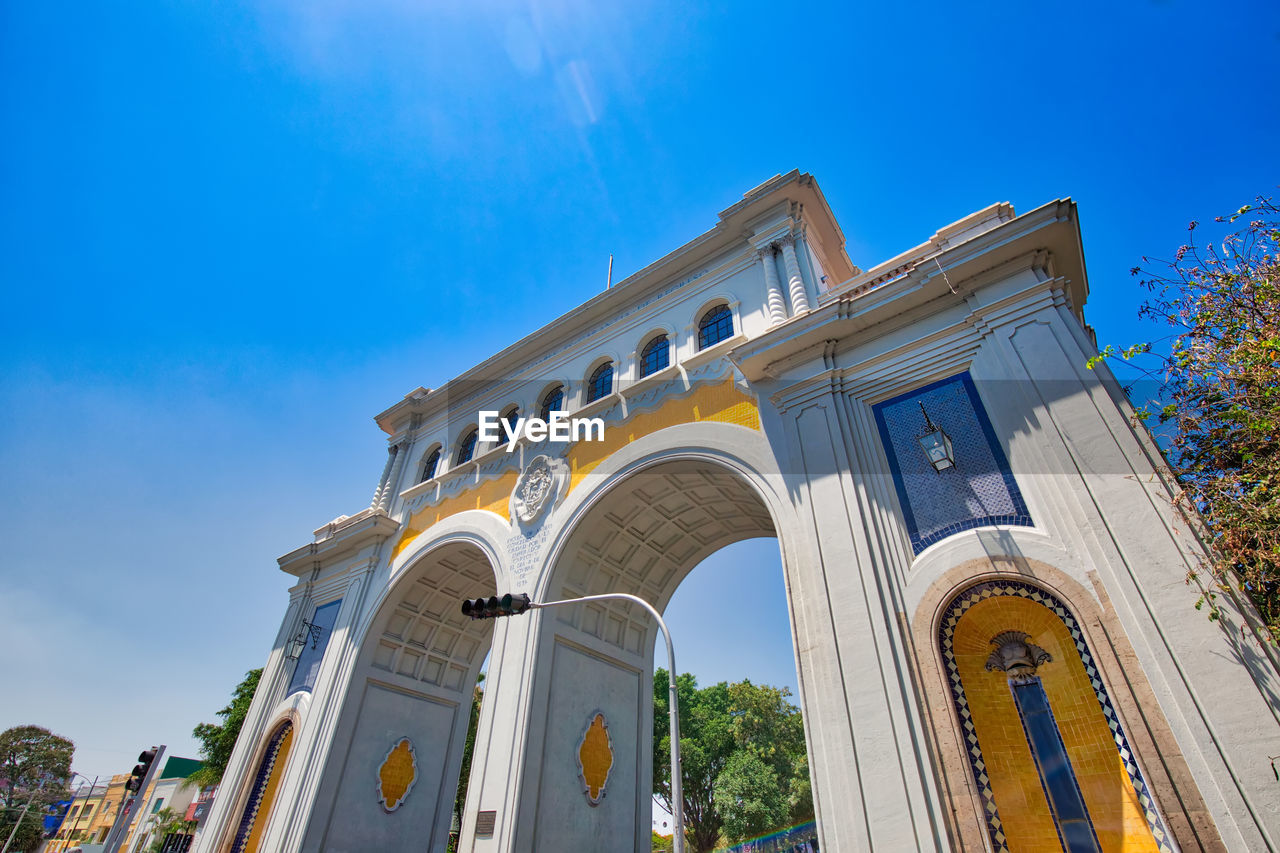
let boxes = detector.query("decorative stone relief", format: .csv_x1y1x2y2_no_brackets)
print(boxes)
577,712,614,806
984,631,1052,684
510,454,568,529
376,737,418,812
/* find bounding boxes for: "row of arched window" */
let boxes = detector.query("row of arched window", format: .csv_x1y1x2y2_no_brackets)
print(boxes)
416,304,735,483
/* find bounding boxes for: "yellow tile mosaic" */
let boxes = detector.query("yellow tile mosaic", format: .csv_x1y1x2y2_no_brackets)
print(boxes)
942,583,1169,853
394,378,759,559
394,470,518,559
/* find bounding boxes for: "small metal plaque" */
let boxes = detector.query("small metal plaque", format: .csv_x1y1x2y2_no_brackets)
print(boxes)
475,810,497,838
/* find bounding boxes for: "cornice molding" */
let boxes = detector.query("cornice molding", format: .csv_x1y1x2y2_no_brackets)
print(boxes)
731,199,1084,383
278,509,401,577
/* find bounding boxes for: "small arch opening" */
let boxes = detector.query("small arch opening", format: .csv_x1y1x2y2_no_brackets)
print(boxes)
539,384,565,422
419,446,442,483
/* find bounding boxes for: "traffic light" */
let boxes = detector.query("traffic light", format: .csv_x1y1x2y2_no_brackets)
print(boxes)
126,748,157,793
461,593,531,619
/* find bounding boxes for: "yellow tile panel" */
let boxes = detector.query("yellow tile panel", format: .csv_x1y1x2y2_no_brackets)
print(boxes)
394,470,518,559
953,596,1159,853
567,378,760,493
393,378,759,559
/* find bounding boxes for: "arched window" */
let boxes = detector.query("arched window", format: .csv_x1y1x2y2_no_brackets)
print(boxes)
540,385,565,422
697,304,733,350
586,361,613,403
455,428,478,465
494,407,519,446
639,334,670,378
419,447,441,483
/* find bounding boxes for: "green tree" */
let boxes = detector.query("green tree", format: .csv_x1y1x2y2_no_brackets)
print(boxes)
0,725,74,853
724,681,812,827
653,671,812,853
654,671,731,853
448,673,484,852
187,669,262,790
713,751,787,844
1093,196,1280,635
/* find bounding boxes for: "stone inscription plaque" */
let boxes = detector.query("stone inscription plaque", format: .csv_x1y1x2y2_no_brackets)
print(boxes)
506,525,550,587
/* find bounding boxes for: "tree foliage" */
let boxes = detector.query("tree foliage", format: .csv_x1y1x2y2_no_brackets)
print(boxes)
712,751,787,844
187,669,262,790
653,671,811,852
0,725,74,853
1094,196,1280,634
449,673,484,851
144,806,197,853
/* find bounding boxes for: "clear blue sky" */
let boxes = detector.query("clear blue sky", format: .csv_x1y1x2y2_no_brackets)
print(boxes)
2,0,1276,782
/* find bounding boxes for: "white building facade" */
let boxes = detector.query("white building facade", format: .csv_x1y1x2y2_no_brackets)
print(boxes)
194,172,1280,852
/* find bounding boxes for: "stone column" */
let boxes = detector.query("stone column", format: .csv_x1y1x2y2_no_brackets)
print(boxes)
371,444,398,509
759,245,787,325
269,560,382,853
771,384,946,852
780,235,811,314
377,440,409,512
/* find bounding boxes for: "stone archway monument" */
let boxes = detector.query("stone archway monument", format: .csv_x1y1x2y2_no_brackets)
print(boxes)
196,173,1280,853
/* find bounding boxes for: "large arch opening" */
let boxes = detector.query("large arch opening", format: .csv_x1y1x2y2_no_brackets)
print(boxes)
523,458,813,852
307,540,498,853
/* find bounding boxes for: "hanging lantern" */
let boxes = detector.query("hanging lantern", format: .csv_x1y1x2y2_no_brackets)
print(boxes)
917,401,955,472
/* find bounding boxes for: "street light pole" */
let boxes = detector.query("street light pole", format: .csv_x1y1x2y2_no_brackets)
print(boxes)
529,593,686,853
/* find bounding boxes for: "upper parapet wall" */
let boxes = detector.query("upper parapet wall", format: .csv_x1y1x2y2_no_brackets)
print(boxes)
374,170,855,436
731,197,1090,382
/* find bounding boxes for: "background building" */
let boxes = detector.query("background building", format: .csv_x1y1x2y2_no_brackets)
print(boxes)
46,776,125,852
118,758,203,853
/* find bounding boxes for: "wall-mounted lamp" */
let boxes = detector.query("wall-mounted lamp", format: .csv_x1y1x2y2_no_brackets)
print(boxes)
918,401,955,472
286,619,324,661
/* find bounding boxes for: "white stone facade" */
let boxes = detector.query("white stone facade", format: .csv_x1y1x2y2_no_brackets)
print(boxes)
194,172,1280,852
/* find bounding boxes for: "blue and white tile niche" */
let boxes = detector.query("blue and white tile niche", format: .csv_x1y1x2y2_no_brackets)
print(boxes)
872,373,1032,555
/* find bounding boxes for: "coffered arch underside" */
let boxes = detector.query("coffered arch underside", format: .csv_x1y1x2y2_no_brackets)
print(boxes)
552,459,777,656
369,541,498,693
